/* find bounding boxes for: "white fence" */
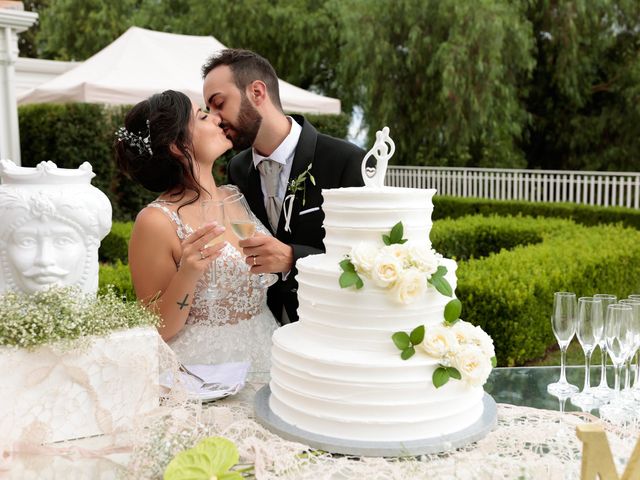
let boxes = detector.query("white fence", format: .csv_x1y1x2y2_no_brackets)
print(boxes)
386,166,640,209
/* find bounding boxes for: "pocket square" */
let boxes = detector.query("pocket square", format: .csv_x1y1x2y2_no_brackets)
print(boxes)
299,207,320,216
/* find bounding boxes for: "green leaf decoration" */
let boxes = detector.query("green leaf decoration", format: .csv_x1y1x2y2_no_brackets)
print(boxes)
444,299,462,324
382,234,391,246
432,366,450,388
447,367,462,380
409,325,425,345
428,266,453,297
339,259,355,272
309,173,316,185
164,437,242,480
491,356,497,368
388,222,408,245
338,259,363,289
401,346,415,360
339,271,363,289
392,331,411,350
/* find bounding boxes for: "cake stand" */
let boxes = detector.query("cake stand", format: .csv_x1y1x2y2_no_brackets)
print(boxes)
254,385,498,457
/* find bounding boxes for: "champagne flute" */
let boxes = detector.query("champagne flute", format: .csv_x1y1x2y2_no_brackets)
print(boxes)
618,299,640,395
592,293,617,401
570,297,603,407
201,199,225,298
600,304,634,421
224,193,278,288
547,292,579,396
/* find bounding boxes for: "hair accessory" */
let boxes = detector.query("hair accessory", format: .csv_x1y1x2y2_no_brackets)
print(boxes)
115,119,153,155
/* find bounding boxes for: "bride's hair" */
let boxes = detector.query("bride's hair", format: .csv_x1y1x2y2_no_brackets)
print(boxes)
115,90,204,207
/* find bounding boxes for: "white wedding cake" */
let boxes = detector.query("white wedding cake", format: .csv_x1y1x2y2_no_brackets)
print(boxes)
268,129,494,443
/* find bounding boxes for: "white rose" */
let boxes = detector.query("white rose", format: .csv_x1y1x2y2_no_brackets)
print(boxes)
391,268,428,304
350,242,379,276
382,243,411,267
420,324,459,360
450,320,477,345
453,345,492,387
371,253,403,288
452,320,495,358
407,243,441,276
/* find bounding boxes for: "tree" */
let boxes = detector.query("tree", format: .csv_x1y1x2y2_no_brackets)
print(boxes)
523,0,640,171
133,0,342,96
36,0,137,60
333,0,535,168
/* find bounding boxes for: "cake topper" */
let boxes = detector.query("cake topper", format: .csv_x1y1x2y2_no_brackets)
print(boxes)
361,126,395,188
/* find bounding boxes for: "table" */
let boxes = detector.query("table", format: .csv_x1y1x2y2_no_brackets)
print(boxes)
485,365,632,414
4,367,637,480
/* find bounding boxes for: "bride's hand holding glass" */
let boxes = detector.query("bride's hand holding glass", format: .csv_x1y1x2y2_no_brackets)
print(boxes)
179,222,226,279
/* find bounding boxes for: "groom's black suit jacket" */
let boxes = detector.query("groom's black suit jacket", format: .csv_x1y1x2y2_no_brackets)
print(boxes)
227,115,365,324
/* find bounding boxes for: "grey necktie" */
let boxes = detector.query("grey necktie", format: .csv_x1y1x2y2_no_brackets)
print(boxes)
257,159,283,231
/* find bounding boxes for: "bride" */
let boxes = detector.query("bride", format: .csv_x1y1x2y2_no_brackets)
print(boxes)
114,89,278,373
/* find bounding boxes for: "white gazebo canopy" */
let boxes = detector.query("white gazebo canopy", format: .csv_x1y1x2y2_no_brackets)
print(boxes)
18,26,341,115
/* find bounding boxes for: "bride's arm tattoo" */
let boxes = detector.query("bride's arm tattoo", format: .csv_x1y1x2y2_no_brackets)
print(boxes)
177,294,190,310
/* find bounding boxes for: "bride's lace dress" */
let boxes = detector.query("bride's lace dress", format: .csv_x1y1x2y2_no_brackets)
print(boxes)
148,200,278,374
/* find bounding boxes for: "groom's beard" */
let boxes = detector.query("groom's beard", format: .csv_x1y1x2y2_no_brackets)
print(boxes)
224,94,262,151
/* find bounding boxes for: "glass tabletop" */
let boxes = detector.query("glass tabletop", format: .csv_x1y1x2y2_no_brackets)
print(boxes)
484,365,628,414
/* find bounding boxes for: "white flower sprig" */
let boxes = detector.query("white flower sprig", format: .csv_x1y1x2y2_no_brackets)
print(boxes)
0,286,160,350
339,222,455,305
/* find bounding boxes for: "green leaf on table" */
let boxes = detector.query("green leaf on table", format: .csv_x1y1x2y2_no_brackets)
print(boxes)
432,366,450,388
428,266,452,297
409,325,425,345
491,356,497,368
339,259,355,272
392,331,411,350
401,346,415,360
447,367,462,380
164,436,242,480
444,299,462,324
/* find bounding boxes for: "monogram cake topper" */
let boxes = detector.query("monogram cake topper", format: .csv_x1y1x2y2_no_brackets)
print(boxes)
361,126,395,188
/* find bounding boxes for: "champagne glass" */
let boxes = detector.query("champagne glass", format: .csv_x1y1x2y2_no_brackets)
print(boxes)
570,297,603,407
224,193,278,288
592,293,617,401
201,199,225,298
618,299,640,395
547,292,579,396
600,304,634,421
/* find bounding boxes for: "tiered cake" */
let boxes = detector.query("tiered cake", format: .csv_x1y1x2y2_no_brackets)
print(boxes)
265,128,494,446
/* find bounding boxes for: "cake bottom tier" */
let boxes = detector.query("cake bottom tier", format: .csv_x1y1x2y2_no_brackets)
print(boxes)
270,324,485,442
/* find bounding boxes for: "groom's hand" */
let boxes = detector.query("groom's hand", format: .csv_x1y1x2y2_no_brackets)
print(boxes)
239,234,293,274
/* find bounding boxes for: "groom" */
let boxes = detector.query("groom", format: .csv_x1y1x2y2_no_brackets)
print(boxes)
202,49,365,325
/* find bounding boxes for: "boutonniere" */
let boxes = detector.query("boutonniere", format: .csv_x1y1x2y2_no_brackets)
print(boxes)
283,163,315,233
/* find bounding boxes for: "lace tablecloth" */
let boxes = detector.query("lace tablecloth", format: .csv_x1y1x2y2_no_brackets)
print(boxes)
3,380,638,480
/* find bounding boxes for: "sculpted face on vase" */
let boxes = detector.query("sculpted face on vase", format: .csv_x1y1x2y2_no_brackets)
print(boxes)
6,216,87,293
0,160,112,296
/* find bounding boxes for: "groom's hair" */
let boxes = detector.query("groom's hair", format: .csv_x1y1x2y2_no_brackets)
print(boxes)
202,49,283,111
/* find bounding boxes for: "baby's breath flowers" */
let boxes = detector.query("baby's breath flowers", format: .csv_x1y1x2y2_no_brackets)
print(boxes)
0,286,160,349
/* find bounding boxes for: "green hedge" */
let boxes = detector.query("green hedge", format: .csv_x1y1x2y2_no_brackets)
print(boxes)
433,195,640,229
457,221,640,366
431,214,574,260
19,103,349,222
99,221,134,264
98,260,135,301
